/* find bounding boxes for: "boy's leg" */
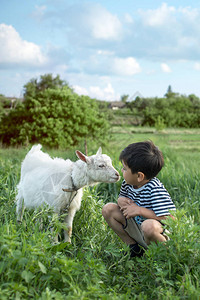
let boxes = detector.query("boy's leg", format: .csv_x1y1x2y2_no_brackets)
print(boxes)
102,203,136,245
141,219,167,244
123,218,148,249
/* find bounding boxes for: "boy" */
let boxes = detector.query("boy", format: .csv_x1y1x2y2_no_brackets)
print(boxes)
102,141,176,258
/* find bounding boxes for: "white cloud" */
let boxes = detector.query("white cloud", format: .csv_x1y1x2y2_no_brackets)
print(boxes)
73,85,88,96
53,64,68,75
30,2,200,64
89,86,104,98
178,7,199,20
124,13,134,24
137,4,200,60
140,3,176,27
161,63,171,73
104,82,115,95
81,51,141,77
89,83,116,100
97,50,114,56
2,2,200,99
194,62,200,71
87,5,122,40
32,5,47,21
60,3,122,42
74,82,116,101
112,57,141,76
0,24,47,67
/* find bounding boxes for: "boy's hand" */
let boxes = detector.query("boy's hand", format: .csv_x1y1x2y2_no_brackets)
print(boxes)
118,197,141,219
117,197,131,208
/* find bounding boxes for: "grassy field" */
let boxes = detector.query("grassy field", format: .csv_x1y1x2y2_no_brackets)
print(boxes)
0,127,200,299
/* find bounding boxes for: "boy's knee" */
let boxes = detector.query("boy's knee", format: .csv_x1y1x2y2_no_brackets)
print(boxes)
141,219,161,237
102,203,118,219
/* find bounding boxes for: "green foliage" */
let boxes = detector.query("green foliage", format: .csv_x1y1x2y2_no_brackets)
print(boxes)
0,94,11,110
0,102,26,145
0,75,109,148
164,85,179,98
120,94,129,103
23,73,72,99
0,131,200,299
115,94,200,128
142,96,200,128
155,115,166,131
132,209,200,299
0,94,18,121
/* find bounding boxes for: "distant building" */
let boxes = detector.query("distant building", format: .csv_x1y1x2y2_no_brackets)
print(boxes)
109,101,126,110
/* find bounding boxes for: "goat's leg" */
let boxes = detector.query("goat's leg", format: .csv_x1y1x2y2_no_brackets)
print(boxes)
49,213,59,244
51,228,59,244
63,208,77,243
16,194,25,223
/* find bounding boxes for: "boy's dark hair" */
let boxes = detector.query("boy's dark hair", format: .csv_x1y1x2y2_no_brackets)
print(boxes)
119,140,164,179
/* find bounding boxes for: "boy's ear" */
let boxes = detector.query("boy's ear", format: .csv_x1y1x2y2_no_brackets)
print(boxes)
137,172,145,182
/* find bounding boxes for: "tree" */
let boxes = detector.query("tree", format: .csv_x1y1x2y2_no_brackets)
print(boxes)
0,102,26,145
0,94,11,109
0,82,109,148
120,94,129,103
164,85,178,98
23,73,72,99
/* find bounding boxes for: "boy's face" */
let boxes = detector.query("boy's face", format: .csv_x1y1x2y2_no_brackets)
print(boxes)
121,160,147,188
121,161,139,186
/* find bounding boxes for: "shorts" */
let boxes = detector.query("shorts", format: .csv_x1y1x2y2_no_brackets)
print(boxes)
123,218,148,249
123,218,170,249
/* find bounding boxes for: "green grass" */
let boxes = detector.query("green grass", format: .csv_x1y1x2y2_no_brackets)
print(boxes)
0,128,200,299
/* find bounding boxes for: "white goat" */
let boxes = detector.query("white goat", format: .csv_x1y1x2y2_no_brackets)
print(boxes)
16,144,120,243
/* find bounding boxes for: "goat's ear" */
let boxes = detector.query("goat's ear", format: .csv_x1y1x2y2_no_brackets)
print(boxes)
96,147,102,156
76,150,88,163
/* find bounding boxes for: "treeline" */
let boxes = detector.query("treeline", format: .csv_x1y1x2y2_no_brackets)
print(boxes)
108,92,200,128
129,94,200,128
0,74,109,148
1,75,200,148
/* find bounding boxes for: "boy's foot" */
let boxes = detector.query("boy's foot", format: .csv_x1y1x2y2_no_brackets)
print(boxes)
129,243,145,258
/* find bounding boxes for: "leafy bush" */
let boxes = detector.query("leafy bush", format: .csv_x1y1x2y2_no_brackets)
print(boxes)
0,87,109,148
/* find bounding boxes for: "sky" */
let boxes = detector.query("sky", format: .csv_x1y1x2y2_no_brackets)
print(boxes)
0,0,200,101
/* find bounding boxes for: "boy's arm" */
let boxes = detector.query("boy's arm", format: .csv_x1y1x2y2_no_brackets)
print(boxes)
118,196,168,221
118,196,131,208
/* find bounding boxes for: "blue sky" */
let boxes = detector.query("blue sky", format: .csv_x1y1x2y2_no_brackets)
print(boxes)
1,0,200,101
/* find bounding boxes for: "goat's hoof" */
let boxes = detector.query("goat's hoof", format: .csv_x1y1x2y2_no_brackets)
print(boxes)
64,239,71,244
52,241,60,245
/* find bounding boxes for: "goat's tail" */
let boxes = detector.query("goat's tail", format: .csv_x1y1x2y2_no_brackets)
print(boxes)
21,144,46,177
28,144,42,154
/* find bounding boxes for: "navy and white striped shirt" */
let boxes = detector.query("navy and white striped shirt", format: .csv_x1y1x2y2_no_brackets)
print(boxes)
119,177,176,225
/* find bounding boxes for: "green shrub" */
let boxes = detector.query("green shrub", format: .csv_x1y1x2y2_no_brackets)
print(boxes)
0,86,109,149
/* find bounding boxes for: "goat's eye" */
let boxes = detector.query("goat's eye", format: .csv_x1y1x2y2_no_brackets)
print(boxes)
98,164,105,168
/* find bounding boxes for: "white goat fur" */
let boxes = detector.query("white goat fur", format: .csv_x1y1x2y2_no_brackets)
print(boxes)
16,144,120,242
